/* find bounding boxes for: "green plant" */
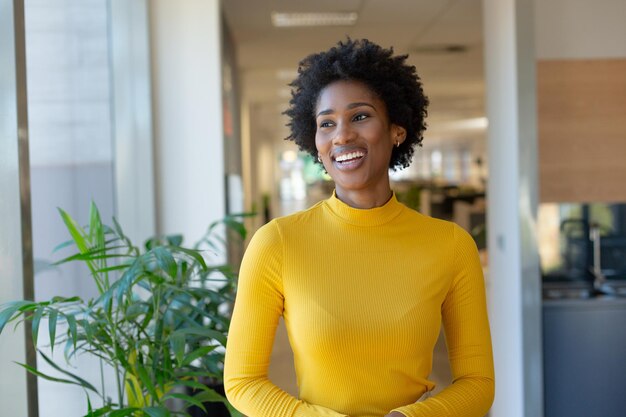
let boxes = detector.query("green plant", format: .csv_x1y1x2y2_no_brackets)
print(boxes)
0,203,250,417
396,184,422,211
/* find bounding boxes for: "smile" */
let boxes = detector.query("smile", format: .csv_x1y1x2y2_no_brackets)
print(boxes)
334,151,366,163
331,149,367,171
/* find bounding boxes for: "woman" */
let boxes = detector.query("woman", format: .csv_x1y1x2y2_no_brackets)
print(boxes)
224,39,495,417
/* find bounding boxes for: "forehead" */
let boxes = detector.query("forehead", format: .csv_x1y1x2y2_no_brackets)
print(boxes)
315,80,382,111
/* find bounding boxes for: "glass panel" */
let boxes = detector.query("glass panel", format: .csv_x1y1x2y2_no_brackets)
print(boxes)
538,202,626,281
0,0,32,413
24,0,116,415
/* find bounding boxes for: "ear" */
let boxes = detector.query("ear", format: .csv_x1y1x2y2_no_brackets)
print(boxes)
392,124,407,145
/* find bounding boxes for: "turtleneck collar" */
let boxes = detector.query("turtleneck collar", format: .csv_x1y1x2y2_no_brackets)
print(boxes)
323,190,404,227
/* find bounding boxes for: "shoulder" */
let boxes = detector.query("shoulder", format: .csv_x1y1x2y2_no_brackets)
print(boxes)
399,204,458,237
245,220,283,261
270,200,326,231
247,200,326,245
398,205,477,253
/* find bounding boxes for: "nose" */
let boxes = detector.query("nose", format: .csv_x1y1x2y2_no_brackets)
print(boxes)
332,120,357,144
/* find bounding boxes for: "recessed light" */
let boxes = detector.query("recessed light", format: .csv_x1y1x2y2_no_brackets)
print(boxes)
433,117,488,132
271,12,358,28
412,44,469,54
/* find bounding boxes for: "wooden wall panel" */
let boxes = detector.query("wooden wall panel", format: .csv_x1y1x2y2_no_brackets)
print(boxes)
537,59,626,203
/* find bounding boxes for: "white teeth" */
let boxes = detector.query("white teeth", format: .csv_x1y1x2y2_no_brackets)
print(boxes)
335,151,365,162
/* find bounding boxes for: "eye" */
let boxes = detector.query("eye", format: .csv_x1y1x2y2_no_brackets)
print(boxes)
353,113,369,122
318,120,335,128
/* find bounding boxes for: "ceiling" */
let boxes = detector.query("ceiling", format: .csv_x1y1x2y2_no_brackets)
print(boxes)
222,0,486,152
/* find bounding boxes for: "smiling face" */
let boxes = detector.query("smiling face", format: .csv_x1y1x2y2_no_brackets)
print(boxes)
315,80,406,205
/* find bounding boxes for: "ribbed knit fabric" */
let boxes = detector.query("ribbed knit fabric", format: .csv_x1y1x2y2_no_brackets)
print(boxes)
224,192,495,417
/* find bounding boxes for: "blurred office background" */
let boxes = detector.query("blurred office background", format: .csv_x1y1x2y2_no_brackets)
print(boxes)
2,1,625,417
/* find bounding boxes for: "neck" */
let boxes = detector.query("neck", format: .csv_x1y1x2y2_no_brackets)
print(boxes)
335,184,393,209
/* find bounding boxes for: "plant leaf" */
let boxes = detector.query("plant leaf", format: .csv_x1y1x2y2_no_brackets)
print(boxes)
54,248,131,265
224,217,247,240
57,207,89,254
136,362,159,403
182,345,218,367
226,403,245,417
79,318,95,341
189,388,245,417
143,406,171,417
64,312,78,348
165,235,183,247
175,379,210,393
163,392,206,412
170,328,227,346
125,372,145,408
48,309,58,351
89,201,104,249
189,388,227,404
63,336,74,362
169,331,185,366
152,247,177,278
170,247,207,269
31,306,45,346
50,295,81,303
83,403,112,417
0,301,32,334
94,264,131,274
175,370,221,380
52,238,76,253
34,258,56,275
15,361,92,389
37,350,99,393
109,408,140,417
111,216,127,240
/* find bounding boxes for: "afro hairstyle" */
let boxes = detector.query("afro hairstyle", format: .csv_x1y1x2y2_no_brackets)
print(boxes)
284,38,429,170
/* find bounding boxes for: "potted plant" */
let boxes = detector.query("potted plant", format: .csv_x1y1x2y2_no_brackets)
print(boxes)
0,203,248,417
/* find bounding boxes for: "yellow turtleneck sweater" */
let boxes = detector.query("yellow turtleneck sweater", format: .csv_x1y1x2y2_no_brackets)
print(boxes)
224,193,494,417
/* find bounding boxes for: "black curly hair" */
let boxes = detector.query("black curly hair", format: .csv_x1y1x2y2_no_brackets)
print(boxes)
284,38,429,170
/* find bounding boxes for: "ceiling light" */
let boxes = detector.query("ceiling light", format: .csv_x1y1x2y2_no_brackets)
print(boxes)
433,117,488,132
271,12,358,27
412,44,469,55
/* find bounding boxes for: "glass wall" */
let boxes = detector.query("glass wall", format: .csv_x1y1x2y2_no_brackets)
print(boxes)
25,0,117,415
538,202,626,281
27,0,116,292
4,0,226,415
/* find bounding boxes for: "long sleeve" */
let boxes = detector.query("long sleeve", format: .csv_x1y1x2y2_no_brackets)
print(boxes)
223,221,348,417
391,224,495,417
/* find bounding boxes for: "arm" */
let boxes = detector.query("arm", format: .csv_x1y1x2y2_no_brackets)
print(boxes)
224,221,348,417
390,224,495,417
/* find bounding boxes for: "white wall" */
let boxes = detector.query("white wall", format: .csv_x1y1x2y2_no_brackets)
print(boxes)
150,0,226,244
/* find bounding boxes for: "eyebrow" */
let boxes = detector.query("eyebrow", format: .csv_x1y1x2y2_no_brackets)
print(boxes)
316,102,376,117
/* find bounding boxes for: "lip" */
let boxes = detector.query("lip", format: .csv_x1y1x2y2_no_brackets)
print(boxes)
331,146,368,162
330,146,367,171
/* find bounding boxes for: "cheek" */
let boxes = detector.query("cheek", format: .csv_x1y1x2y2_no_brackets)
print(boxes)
315,133,329,152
